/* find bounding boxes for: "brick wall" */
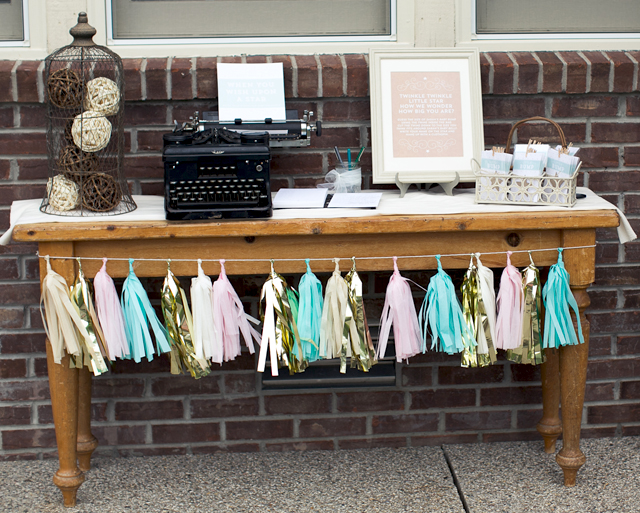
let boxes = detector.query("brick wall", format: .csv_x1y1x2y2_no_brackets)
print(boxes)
1,51,640,459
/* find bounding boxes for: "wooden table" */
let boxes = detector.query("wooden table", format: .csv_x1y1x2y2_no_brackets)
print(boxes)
13,208,620,507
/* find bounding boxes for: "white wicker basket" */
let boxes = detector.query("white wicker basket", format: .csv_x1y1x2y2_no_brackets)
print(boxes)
474,168,578,207
474,116,578,208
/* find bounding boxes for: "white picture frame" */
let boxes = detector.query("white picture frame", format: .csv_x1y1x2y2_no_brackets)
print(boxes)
369,48,484,184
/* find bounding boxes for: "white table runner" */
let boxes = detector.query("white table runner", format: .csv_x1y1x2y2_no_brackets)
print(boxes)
2,187,635,246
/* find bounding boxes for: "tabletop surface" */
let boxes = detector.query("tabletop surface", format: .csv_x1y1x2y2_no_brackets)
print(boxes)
13,208,621,243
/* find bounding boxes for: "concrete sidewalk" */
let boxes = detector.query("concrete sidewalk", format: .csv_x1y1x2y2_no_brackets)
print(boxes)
2,436,639,512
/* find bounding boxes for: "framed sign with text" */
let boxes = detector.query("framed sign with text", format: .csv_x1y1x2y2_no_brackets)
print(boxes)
369,49,484,184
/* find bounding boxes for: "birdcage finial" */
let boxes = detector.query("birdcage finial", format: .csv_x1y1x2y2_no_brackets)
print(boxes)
70,12,97,47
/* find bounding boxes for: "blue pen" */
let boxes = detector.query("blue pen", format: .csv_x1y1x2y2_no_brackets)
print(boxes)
334,146,343,164
347,148,352,167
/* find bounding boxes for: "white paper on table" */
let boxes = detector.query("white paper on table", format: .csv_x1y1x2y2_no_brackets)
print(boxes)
328,192,382,209
217,63,286,122
272,188,328,209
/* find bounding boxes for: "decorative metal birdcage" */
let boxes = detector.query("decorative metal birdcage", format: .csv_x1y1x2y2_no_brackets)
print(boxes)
41,12,136,216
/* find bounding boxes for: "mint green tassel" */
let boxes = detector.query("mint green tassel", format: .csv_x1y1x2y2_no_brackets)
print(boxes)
419,255,476,354
121,259,171,362
296,259,322,362
542,248,584,348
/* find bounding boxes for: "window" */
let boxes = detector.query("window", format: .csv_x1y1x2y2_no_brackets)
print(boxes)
474,0,640,39
0,0,26,43
109,0,394,42
455,0,640,51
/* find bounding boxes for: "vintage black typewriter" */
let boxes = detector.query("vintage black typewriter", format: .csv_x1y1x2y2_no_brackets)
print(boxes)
163,111,321,220
163,123,272,221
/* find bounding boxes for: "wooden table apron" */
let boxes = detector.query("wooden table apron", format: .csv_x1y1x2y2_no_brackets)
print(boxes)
13,209,620,507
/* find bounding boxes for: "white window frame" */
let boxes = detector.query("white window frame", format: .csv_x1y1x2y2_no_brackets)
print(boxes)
92,0,414,58
456,0,640,52
0,0,47,59
0,0,29,48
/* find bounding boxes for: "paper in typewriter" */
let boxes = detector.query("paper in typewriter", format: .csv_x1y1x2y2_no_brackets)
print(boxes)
217,63,286,122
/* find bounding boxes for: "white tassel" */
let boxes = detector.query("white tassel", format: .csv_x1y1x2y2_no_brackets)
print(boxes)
319,258,349,360
190,259,221,363
39,255,85,364
475,253,498,362
257,271,281,376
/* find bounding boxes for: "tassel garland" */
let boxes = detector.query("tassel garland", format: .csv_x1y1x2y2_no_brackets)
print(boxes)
39,246,582,374
93,258,129,360
121,259,171,362
162,261,211,378
542,248,584,348
377,257,422,363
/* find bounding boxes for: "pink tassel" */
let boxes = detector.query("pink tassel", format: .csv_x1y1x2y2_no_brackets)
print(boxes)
377,257,423,362
495,251,524,350
212,260,261,361
93,258,129,360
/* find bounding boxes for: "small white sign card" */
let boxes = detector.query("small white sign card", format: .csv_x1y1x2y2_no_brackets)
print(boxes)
217,63,286,122
328,192,383,209
272,188,328,209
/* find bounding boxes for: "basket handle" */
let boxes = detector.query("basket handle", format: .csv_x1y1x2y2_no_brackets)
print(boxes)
504,116,567,153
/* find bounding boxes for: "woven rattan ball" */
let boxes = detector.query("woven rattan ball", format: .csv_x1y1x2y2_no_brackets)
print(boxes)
63,117,78,145
71,111,112,152
83,77,121,116
47,68,83,109
47,174,80,211
82,172,121,212
58,146,99,180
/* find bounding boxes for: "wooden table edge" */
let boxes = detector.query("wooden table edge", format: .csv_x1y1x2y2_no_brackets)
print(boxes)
12,209,621,242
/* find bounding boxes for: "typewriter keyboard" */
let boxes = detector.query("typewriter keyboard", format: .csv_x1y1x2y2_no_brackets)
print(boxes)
167,178,269,209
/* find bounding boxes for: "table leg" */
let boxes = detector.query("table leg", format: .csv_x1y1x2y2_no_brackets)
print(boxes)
555,231,594,487
77,367,98,471
537,348,562,453
46,341,85,507
556,284,590,486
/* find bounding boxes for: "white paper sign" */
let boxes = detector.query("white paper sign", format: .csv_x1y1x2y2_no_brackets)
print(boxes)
328,192,383,209
217,63,286,122
273,188,328,209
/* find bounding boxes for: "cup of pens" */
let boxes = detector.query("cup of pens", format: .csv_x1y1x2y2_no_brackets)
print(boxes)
322,147,363,193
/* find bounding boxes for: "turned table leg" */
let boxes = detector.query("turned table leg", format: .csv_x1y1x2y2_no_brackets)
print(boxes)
537,348,562,453
556,285,590,486
555,231,594,486
40,241,86,506
77,367,98,471
46,342,84,507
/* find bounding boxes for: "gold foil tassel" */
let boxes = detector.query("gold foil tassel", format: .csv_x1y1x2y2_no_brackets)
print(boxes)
507,252,545,365
258,260,307,375
161,260,211,379
461,256,496,368
69,259,109,376
344,257,376,373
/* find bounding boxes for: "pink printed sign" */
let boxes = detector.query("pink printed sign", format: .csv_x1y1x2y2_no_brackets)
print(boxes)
390,72,463,158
